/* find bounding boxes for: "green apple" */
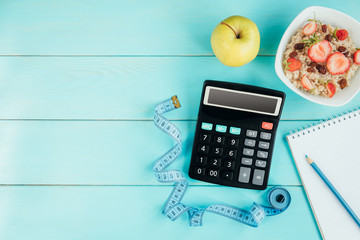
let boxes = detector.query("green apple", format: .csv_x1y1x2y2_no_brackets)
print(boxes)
211,15,260,67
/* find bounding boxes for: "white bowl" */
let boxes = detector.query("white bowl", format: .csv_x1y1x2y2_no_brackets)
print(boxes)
275,6,360,106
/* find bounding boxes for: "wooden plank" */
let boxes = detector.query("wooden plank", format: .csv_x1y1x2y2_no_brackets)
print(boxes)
0,120,307,185
0,186,321,240
0,0,358,55
0,56,358,120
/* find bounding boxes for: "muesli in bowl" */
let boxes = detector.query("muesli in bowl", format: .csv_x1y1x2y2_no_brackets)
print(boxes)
283,16,360,98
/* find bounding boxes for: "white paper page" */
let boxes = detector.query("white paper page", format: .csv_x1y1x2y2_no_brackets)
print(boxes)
287,111,360,240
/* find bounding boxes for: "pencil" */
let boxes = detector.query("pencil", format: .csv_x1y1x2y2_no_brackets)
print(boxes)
305,155,360,228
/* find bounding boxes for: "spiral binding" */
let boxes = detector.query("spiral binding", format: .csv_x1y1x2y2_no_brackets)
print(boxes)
288,107,360,139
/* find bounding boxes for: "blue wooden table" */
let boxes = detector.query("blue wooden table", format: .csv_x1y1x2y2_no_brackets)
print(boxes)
0,1,359,239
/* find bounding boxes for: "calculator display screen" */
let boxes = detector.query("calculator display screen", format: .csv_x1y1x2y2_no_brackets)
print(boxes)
203,87,282,116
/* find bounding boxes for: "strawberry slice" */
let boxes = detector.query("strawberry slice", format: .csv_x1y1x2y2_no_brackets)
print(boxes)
303,21,317,35
308,40,332,63
301,75,314,90
285,58,302,72
336,29,348,41
354,50,360,65
327,52,350,75
327,82,336,98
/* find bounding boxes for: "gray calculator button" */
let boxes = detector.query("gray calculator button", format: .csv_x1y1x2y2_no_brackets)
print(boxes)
257,151,268,159
238,167,251,183
258,141,270,149
246,130,258,138
255,160,267,168
241,157,253,165
243,148,254,156
260,132,271,140
252,169,265,185
244,139,256,147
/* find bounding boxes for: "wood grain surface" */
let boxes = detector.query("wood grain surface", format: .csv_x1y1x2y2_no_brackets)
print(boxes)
1,0,358,239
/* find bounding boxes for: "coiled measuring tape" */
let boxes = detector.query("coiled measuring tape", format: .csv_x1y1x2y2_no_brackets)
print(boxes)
153,95,291,227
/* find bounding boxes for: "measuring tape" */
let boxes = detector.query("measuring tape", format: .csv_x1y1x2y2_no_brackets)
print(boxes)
153,95,291,226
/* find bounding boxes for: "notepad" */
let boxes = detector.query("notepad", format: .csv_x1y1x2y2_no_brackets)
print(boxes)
287,109,360,240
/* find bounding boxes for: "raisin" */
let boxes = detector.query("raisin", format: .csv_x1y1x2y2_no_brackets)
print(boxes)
294,43,305,50
343,51,349,57
289,51,297,58
338,46,346,52
307,68,315,73
325,34,332,41
319,67,327,74
316,64,327,74
322,25,327,33
309,62,317,68
338,79,347,89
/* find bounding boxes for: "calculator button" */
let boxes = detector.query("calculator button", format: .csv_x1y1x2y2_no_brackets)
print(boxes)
226,149,237,159
252,169,265,185
246,130,258,138
201,122,213,131
198,144,209,154
255,160,267,168
243,148,254,156
208,169,219,178
214,135,225,145
222,172,233,181
210,158,221,167
241,157,253,165
260,132,272,140
196,156,208,165
244,139,256,147
212,147,223,156
238,167,251,183
229,127,241,135
257,151,268,159
215,125,227,133
261,122,273,130
258,141,270,149
224,160,235,169
228,138,239,147
194,167,206,176
199,133,211,143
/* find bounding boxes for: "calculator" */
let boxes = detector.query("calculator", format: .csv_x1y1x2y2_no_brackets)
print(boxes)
188,80,285,190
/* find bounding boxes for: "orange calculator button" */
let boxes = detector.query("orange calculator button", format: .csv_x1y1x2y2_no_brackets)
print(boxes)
261,122,273,130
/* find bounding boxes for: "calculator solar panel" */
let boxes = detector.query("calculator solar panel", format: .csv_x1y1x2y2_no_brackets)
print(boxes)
188,80,286,190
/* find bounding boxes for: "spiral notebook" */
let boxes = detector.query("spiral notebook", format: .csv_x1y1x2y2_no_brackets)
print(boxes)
287,109,360,240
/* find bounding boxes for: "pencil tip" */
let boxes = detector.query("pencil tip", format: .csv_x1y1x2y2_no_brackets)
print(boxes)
305,155,313,164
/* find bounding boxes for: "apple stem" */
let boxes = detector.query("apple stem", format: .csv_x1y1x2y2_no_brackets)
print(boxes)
221,21,240,39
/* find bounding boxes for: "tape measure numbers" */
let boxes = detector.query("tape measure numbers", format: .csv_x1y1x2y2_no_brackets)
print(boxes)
153,95,291,226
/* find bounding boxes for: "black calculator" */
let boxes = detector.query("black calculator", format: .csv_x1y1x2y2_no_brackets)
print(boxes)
188,80,285,190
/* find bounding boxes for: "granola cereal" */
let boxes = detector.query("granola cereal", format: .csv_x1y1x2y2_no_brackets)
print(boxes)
283,17,360,98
